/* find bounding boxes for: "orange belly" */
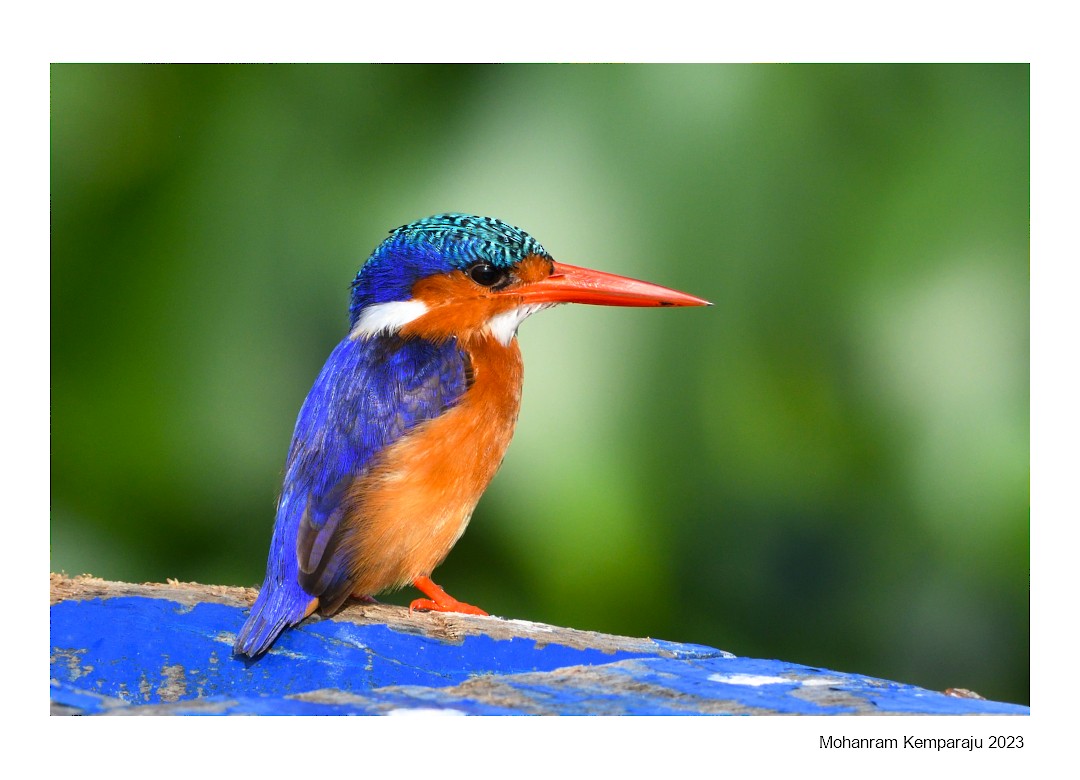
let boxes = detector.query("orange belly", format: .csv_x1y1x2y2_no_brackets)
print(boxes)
340,335,523,595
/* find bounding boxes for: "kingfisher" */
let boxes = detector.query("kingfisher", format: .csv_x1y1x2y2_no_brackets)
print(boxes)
233,214,709,657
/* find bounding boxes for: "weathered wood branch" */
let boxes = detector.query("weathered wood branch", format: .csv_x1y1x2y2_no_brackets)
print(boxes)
50,573,1028,716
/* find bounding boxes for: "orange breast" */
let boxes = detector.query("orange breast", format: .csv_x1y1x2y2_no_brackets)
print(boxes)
340,335,524,596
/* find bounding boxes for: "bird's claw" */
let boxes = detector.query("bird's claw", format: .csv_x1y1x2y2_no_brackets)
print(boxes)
409,576,489,616
409,596,489,616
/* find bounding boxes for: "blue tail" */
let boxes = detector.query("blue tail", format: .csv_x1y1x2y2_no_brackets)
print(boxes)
233,576,313,657
234,496,315,657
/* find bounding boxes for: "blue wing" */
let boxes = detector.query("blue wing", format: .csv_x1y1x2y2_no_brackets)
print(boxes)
234,334,470,656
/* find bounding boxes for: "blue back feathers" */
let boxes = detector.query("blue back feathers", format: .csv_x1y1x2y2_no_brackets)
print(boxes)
349,213,550,324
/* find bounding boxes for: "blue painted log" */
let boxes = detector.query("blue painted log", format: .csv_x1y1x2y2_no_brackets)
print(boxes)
50,574,1028,715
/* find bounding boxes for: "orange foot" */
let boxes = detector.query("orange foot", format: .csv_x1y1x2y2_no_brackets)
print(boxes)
409,576,489,616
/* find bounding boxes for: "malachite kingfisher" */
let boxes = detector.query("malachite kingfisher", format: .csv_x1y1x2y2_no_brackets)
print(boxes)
234,214,709,657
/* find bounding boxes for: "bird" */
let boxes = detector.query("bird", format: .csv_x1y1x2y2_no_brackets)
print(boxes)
233,213,709,657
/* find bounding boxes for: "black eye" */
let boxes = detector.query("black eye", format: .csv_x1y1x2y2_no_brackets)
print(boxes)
467,262,506,288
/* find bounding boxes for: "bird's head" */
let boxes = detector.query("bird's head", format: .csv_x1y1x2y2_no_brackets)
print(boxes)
349,213,709,345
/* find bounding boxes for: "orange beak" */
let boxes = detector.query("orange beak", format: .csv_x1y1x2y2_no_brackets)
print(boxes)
510,261,711,308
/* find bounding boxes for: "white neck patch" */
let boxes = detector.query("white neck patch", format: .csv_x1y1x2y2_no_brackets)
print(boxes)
484,303,555,346
350,299,429,339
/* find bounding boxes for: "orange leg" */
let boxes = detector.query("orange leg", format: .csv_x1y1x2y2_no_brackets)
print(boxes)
410,576,489,616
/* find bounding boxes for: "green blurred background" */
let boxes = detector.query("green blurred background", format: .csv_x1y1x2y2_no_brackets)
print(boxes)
50,64,1029,704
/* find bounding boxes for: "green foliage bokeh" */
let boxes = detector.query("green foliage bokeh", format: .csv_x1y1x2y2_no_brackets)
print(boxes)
50,64,1029,704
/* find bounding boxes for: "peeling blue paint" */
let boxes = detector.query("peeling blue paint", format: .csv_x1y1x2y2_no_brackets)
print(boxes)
50,593,1029,716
